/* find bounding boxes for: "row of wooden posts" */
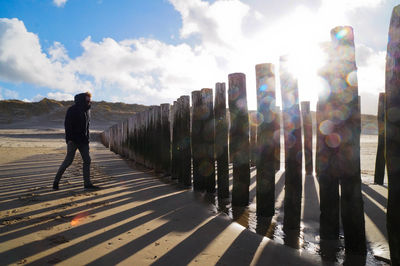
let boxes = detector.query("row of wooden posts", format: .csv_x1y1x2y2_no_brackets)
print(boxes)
101,16,400,263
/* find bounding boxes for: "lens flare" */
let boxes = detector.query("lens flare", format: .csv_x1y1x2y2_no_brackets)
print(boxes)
249,112,262,127
319,120,334,135
70,211,89,226
335,28,348,40
259,84,268,92
346,71,357,87
325,133,341,148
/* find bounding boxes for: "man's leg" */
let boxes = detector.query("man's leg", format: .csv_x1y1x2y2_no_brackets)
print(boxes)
54,141,77,189
78,143,93,187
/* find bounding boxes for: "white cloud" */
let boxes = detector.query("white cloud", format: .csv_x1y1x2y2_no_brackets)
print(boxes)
355,44,386,114
47,92,74,101
322,0,385,10
4,88,19,99
0,0,390,113
356,44,386,94
53,0,67,8
32,94,45,102
0,18,91,93
0,86,19,99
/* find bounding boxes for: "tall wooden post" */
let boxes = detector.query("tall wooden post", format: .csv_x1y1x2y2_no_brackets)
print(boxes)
301,101,313,175
191,91,204,190
171,101,178,180
255,63,276,216
318,26,366,254
228,73,250,206
374,93,385,185
280,55,303,230
176,99,183,183
334,26,365,255
215,83,229,198
160,104,171,176
385,5,400,264
318,41,340,241
274,106,281,172
201,89,216,193
315,100,326,180
249,113,257,167
154,106,163,173
180,96,192,186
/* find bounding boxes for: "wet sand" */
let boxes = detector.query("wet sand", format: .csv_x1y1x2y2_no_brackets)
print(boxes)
0,129,389,265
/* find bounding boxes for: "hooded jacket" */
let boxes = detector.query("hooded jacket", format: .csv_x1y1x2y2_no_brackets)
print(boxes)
65,93,91,145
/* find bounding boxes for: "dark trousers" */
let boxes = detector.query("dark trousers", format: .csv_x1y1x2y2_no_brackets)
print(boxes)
54,141,92,187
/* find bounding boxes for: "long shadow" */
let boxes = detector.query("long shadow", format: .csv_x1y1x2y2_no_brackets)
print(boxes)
0,180,164,241
26,195,199,265
217,229,263,265
361,184,387,208
0,155,151,208
149,216,228,264
362,192,388,241
2,189,190,265
0,174,121,208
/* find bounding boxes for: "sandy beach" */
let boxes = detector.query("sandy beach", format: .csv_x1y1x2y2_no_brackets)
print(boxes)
0,129,389,265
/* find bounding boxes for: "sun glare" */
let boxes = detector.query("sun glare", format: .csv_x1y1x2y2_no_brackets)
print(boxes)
283,43,328,105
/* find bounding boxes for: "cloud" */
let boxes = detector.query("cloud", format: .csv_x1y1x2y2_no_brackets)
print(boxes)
0,0,390,112
0,18,91,93
31,94,45,102
0,86,19,100
47,92,74,101
71,36,224,104
356,44,386,94
53,0,67,8
4,88,19,99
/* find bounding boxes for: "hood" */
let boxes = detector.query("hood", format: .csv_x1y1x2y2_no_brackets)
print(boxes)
74,93,91,110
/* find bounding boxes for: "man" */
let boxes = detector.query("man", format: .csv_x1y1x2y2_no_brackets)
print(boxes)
53,92,100,190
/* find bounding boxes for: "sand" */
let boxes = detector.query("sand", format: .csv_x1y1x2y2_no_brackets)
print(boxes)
0,129,389,265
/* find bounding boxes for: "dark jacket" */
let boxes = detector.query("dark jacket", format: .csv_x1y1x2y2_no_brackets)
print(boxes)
65,93,91,145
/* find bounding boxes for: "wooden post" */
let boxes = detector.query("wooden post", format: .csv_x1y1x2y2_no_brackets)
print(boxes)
138,111,145,165
274,106,281,172
228,73,250,206
317,42,340,241
214,83,229,198
161,104,171,176
154,106,163,173
171,101,178,180
249,112,257,167
191,91,204,190
315,102,321,178
255,63,276,216
301,101,313,175
374,93,385,185
279,55,302,230
143,109,149,168
201,88,216,193
179,96,192,186
318,26,366,254
334,26,365,255
385,5,400,264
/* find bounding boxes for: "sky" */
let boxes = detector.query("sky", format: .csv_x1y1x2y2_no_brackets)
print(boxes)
0,0,398,114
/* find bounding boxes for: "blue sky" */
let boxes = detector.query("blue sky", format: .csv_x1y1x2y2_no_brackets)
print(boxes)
0,0,398,114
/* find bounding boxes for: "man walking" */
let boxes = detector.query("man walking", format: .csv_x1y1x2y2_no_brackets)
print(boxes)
53,92,100,190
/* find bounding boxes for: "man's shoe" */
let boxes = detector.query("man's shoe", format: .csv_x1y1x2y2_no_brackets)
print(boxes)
84,184,101,190
53,183,59,190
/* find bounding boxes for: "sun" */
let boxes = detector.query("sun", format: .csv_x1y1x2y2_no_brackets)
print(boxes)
283,42,329,107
